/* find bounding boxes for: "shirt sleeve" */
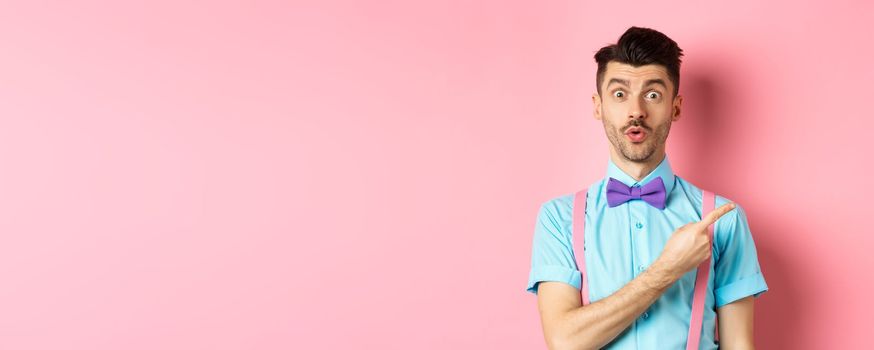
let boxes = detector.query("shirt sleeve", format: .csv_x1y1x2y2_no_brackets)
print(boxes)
712,198,769,307
526,198,582,295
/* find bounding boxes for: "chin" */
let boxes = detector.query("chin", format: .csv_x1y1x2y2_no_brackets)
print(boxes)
621,148,656,162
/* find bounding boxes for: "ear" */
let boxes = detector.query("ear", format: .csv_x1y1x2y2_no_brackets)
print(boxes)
592,93,602,120
672,94,683,122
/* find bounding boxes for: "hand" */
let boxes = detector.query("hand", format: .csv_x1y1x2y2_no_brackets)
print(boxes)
656,202,736,278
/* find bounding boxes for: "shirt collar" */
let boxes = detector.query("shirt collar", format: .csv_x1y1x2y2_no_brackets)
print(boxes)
605,154,676,196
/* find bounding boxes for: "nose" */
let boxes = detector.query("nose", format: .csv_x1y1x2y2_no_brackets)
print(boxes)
628,96,646,120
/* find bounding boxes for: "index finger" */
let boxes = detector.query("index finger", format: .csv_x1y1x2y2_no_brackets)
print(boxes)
701,202,736,227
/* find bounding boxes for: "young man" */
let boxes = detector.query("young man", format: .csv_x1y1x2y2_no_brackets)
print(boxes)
526,27,768,349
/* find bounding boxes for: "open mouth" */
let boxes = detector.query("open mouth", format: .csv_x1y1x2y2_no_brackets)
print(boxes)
624,127,648,143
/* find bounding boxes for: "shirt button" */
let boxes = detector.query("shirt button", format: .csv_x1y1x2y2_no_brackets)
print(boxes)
638,265,646,272
635,222,643,229
642,312,649,319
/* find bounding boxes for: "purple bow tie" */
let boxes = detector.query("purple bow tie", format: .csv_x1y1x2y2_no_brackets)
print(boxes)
606,177,667,209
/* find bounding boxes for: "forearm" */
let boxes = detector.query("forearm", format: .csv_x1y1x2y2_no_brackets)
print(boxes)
550,260,680,350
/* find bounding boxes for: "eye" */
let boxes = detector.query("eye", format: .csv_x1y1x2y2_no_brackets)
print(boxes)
646,91,661,99
613,91,625,98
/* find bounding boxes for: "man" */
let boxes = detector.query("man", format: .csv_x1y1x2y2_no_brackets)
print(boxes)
526,27,768,349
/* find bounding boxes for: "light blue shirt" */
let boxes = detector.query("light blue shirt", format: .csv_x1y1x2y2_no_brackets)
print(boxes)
526,154,768,349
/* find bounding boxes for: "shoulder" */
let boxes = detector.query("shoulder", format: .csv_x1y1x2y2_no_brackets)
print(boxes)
537,179,604,218
536,192,574,224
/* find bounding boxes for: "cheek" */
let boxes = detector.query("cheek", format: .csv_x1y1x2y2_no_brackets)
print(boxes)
650,102,673,115
602,104,626,120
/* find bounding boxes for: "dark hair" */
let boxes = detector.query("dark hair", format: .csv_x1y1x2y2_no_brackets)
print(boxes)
595,26,684,96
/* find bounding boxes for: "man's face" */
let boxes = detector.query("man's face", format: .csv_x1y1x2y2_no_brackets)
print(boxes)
593,62,682,163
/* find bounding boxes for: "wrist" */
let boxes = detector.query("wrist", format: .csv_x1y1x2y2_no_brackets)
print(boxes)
647,259,681,288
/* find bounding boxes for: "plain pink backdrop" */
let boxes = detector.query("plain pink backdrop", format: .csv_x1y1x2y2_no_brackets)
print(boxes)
0,0,872,349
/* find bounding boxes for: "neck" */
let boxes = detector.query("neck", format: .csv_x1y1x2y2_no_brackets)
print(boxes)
609,148,666,182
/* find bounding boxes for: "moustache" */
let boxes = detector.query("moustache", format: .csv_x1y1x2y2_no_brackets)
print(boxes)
623,120,650,132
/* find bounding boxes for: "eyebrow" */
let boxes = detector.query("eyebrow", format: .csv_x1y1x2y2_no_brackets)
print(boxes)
606,78,668,90
606,78,629,88
644,79,668,89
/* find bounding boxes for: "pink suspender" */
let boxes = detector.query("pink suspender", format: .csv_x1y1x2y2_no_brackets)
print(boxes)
572,190,591,305
687,190,716,349
571,189,716,350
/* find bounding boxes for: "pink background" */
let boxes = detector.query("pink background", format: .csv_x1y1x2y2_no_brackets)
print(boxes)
0,1,871,349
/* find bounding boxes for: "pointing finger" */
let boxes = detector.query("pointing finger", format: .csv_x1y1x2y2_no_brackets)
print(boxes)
701,202,736,226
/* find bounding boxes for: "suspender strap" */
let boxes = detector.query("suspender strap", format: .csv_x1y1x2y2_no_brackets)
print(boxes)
686,190,715,350
571,187,717,349
572,189,590,305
